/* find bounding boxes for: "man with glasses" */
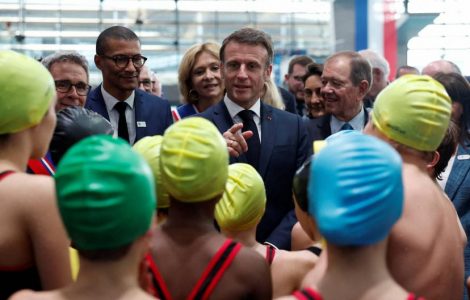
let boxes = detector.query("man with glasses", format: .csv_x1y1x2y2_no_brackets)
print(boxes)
27,51,92,176
41,50,90,111
138,65,152,93
284,55,314,116
86,26,172,145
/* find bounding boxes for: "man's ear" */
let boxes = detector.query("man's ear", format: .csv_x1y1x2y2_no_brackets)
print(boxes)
427,150,441,169
219,62,225,80
94,54,102,71
265,64,273,80
358,79,370,98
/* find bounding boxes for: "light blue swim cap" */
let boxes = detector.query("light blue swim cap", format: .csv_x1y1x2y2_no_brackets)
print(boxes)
308,133,403,246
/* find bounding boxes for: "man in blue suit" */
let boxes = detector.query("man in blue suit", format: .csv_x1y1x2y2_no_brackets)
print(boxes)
305,51,371,147
199,28,308,250
85,26,172,144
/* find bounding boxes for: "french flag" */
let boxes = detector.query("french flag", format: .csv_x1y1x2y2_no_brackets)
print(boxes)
355,0,397,81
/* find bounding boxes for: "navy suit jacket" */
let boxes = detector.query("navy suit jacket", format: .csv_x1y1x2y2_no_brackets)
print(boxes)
199,101,309,249
85,85,172,143
445,142,470,300
278,86,297,115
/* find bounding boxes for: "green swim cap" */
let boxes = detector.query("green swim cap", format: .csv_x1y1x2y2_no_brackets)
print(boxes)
55,135,156,250
0,50,56,134
372,74,451,151
215,163,266,232
161,117,228,203
133,135,169,209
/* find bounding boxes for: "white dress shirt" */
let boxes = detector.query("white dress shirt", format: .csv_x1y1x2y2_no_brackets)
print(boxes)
101,85,136,144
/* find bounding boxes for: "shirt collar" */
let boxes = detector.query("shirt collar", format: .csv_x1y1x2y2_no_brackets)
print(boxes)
224,95,261,119
101,85,135,110
330,106,365,134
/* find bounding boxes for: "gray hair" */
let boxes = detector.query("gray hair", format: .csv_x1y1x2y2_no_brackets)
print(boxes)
41,51,89,81
358,49,390,81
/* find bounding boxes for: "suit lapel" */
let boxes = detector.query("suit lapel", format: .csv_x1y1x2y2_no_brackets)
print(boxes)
212,101,246,164
318,115,331,139
134,90,145,141
363,106,370,128
259,103,275,177
89,85,110,120
212,101,234,133
445,143,470,200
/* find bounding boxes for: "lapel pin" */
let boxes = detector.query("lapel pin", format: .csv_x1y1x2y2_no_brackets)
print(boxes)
457,154,470,160
137,121,147,128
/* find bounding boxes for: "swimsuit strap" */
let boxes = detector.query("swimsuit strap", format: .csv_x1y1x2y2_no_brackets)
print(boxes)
306,246,322,256
145,239,242,300
0,170,15,181
292,287,324,300
145,252,172,300
265,244,276,265
407,293,426,300
187,239,242,300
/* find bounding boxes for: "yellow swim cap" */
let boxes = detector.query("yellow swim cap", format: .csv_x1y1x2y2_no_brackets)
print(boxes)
133,135,170,209
0,50,56,134
372,74,451,151
215,163,266,232
160,117,228,203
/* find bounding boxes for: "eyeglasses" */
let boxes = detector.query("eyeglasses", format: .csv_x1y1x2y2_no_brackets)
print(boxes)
54,80,91,96
139,79,152,88
101,54,147,68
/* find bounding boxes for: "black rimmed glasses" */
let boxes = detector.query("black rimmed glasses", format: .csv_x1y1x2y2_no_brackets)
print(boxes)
101,54,147,68
54,80,91,96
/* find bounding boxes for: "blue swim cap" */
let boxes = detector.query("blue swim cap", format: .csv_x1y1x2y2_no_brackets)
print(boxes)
308,133,403,246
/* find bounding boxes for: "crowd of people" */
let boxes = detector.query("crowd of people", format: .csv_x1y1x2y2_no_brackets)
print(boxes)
1,24,470,300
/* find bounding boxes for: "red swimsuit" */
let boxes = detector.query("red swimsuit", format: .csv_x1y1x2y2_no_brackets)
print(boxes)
145,239,242,300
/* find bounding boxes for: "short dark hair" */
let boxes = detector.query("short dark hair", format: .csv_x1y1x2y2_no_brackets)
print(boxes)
302,62,323,83
395,65,419,79
288,55,314,74
326,51,372,87
96,26,140,55
0,134,10,145
220,27,273,68
434,120,460,180
433,72,470,142
78,243,132,261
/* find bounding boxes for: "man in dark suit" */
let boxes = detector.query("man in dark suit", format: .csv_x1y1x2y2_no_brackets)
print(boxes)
85,26,172,145
306,51,371,145
199,27,308,250
284,55,314,116
278,86,297,115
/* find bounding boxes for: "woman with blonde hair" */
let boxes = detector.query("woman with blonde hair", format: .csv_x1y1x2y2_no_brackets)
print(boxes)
0,50,71,298
173,42,225,121
261,77,285,110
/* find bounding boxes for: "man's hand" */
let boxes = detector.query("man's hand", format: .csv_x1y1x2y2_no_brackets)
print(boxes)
223,123,253,157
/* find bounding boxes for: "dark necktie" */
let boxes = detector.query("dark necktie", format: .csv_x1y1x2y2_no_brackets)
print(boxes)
340,122,353,131
115,101,129,143
238,110,261,170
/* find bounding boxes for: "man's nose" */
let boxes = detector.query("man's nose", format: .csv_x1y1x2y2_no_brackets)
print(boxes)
236,65,248,79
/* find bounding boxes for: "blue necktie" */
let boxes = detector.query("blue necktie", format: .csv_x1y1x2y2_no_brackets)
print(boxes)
238,110,261,170
340,122,353,131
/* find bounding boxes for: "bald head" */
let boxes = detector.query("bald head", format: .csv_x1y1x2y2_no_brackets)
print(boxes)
422,60,461,77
